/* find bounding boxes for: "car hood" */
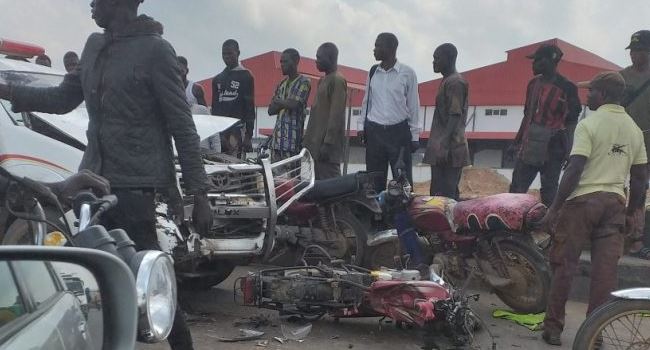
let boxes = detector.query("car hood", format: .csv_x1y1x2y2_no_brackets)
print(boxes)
31,110,239,146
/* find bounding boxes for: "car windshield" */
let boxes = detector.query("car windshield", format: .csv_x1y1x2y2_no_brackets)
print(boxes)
0,70,63,88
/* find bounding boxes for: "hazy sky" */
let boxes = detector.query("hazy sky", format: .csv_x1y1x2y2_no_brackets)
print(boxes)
1,0,647,83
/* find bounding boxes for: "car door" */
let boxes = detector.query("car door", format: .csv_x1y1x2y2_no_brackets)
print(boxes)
0,261,91,350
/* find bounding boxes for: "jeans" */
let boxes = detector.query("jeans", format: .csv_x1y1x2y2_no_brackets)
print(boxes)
509,156,563,206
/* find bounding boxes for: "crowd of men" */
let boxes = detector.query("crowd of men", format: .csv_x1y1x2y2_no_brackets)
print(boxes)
2,0,650,347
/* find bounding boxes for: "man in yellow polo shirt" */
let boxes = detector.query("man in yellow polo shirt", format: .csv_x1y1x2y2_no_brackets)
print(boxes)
538,71,648,346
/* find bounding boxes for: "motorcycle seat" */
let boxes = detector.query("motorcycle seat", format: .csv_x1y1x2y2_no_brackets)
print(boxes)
302,173,360,202
453,193,546,232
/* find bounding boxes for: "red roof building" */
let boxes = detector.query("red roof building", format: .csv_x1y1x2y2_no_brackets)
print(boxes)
196,40,621,154
420,38,620,106
417,38,622,167
418,38,621,141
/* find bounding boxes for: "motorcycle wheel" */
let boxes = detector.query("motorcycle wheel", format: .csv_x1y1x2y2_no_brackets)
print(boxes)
335,210,367,266
178,260,236,290
573,299,650,350
363,241,399,270
363,237,431,270
492,238,551,314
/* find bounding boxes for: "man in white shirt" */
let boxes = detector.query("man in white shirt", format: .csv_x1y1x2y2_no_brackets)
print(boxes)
177,56,207,108
359,32,420,191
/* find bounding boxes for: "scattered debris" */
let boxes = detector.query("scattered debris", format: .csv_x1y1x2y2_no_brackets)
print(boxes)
233,314,273,328
283,315,304,323
348,344,354,349
256,340,269,347
331,335,340,340
281,323,312,341
211,329,265,342
273,336,285,344
185,313,217,324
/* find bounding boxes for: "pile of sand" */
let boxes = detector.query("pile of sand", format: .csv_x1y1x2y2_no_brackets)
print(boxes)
414,167,539,200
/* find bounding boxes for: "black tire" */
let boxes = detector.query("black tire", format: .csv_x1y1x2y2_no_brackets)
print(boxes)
178,260,236,290
335,209,366,266
493,238,551,314
269,209,367,267
573,298,650,350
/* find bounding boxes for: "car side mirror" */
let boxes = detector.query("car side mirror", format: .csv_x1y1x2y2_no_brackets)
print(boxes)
0,246,138,350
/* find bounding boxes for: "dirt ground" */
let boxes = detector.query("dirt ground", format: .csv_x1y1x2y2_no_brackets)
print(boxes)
138,266,586,350
413,167,540,200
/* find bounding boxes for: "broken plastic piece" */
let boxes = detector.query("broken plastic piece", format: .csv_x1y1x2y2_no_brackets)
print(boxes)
215,329,265,342
273,336,285,344
281,323,312,340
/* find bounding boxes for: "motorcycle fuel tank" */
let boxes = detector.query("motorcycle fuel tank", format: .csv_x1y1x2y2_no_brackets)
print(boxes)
408,196,457,234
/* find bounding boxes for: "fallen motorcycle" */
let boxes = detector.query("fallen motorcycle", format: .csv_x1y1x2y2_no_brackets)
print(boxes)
573,288,650,349
365,151,552,314
235,247,494,350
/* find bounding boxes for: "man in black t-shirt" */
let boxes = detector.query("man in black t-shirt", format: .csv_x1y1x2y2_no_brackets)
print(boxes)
211,39,255,157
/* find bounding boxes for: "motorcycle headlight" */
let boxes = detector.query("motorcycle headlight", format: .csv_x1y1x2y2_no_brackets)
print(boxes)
133,251,177,343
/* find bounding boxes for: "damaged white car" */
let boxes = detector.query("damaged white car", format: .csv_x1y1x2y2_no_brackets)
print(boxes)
0,43,315,289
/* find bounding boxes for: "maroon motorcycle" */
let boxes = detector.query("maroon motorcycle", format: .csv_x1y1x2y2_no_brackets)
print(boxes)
237,246,493,350
365,155,551,314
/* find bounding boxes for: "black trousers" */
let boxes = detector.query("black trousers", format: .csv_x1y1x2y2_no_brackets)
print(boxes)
101,189,194,350
365,120,413,192
430,166,463,200
509,157,563,207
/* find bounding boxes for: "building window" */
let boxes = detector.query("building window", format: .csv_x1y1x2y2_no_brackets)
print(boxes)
485,108,507,116
352,108,361,116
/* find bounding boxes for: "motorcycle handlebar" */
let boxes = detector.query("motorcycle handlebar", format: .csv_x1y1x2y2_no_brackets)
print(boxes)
73,192,119,230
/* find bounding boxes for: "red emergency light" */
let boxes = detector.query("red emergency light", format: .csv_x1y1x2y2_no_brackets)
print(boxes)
0,39,45,59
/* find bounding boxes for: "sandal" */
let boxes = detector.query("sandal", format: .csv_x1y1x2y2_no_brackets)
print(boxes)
629,247,650,260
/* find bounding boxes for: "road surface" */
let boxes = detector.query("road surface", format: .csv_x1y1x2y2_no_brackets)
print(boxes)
138,266,587,350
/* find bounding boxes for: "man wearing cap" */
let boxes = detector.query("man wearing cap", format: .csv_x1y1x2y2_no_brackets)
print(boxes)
538,72,648,346
0,0,210,348
620,30,650,259
510,44,582,206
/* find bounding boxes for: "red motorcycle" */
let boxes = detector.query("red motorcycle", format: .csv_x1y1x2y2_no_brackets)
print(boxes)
365,154,551,314
237,246,492,350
